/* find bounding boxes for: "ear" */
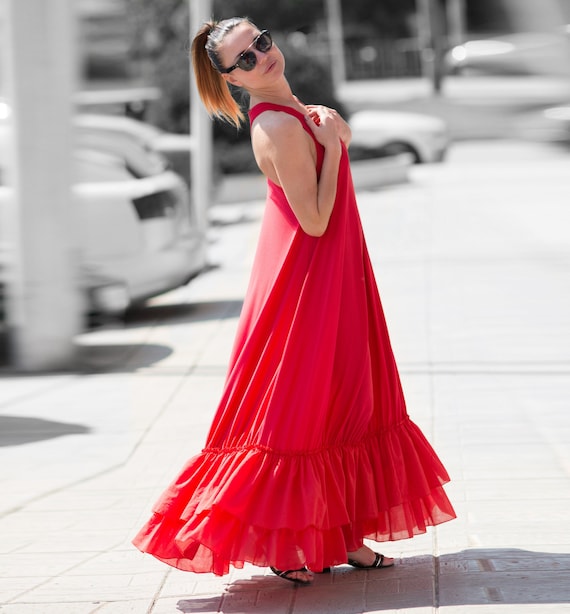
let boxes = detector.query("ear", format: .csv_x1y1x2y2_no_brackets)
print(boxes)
223,72,242,88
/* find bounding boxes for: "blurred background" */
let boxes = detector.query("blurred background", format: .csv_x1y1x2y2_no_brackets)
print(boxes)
0,0,569,371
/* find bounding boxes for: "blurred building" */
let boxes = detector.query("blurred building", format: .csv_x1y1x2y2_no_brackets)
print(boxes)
339,0,569,81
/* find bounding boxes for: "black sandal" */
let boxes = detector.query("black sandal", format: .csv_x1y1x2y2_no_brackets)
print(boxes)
270,566,313,585
347,552,394,569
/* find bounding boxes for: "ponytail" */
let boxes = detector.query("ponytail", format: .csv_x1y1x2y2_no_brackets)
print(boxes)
191,19,251,128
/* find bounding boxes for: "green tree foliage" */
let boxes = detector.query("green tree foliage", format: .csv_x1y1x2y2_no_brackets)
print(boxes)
125,0,412,157
465,0,510,33
342,0,416,38
126,0,191,132
126,0,346,136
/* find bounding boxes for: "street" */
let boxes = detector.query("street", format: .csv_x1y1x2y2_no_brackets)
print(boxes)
0,139,569,612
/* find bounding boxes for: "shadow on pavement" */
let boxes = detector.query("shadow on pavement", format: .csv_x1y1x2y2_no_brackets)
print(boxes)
0,415,90,447
174,549,570,613
74,342,174,373
75,300,243,373
124,299,244,326
436,548,570,607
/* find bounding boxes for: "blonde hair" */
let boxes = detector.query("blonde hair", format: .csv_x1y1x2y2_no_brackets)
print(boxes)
191,17,254,128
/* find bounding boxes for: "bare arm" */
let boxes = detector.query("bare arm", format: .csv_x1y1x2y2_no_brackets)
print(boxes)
251,107,342,237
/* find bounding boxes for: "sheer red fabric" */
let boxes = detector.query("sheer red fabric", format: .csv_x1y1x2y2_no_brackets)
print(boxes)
132,103,456,575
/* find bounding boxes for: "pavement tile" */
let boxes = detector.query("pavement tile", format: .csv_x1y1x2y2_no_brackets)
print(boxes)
465,534,570,549
218,589,280,613
22,490,135,513
444,607,570,613
0,603,100,613
8,571,164,604
94,600,159,613
14,529,128,554
0,576,51,605
439,550,570,574
249,589,295,613
436,549,570,608
439,571,570,607
1,139,570,613
366,588,436,611
317,567,367,587
153,594,223,613
158,570,218,598
0,374,76,408
63,549,163,577
458,478,570,501
291,581,366,614
0,550,100,580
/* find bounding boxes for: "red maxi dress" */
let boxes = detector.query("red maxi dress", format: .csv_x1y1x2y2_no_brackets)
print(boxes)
132,103,456,575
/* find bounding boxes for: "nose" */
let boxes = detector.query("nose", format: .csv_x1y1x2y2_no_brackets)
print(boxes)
253,47,269,68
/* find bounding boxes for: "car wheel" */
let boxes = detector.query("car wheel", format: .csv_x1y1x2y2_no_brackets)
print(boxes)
381,142,421,163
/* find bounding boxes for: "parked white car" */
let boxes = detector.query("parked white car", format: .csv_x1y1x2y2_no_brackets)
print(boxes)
445,32,570,77
514,104,570,143
348,110,449,163
0,114,207,320
74,113,194,187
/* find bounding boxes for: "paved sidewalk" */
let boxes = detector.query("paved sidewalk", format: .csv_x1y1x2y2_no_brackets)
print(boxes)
1,140,570,613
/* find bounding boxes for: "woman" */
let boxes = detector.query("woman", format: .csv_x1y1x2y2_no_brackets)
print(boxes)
133,17,456,586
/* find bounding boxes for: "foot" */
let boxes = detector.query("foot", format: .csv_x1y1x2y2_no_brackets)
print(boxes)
347,545,394,569
270,566,314,585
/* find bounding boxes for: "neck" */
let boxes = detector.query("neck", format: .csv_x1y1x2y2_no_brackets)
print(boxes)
248,80,302,110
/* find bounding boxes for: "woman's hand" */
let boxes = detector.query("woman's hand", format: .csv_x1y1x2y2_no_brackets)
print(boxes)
305,105,352,148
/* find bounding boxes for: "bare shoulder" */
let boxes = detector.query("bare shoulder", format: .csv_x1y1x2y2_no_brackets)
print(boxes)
250,110,312,181
251,110,305,148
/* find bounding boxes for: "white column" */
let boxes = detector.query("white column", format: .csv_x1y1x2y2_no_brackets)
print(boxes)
189,0,213,237
2,0,81,370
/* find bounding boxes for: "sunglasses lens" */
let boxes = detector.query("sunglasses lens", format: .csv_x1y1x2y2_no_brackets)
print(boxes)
227,31,273,73
257,31,272,52
237,50,257,71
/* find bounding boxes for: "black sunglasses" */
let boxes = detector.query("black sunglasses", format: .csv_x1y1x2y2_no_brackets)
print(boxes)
220,30,273,74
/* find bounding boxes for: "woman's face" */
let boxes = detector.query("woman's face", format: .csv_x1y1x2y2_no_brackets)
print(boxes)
218,22,284,88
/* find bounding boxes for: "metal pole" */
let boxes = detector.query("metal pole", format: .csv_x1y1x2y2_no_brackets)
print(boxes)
2,0,81,370
430,0,445,93
416,0,444,93
447,0,466,47
325,0,346,90
417,0,433,82
189,0,213,240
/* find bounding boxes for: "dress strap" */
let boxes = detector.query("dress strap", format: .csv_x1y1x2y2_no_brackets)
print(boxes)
249,102,307,125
